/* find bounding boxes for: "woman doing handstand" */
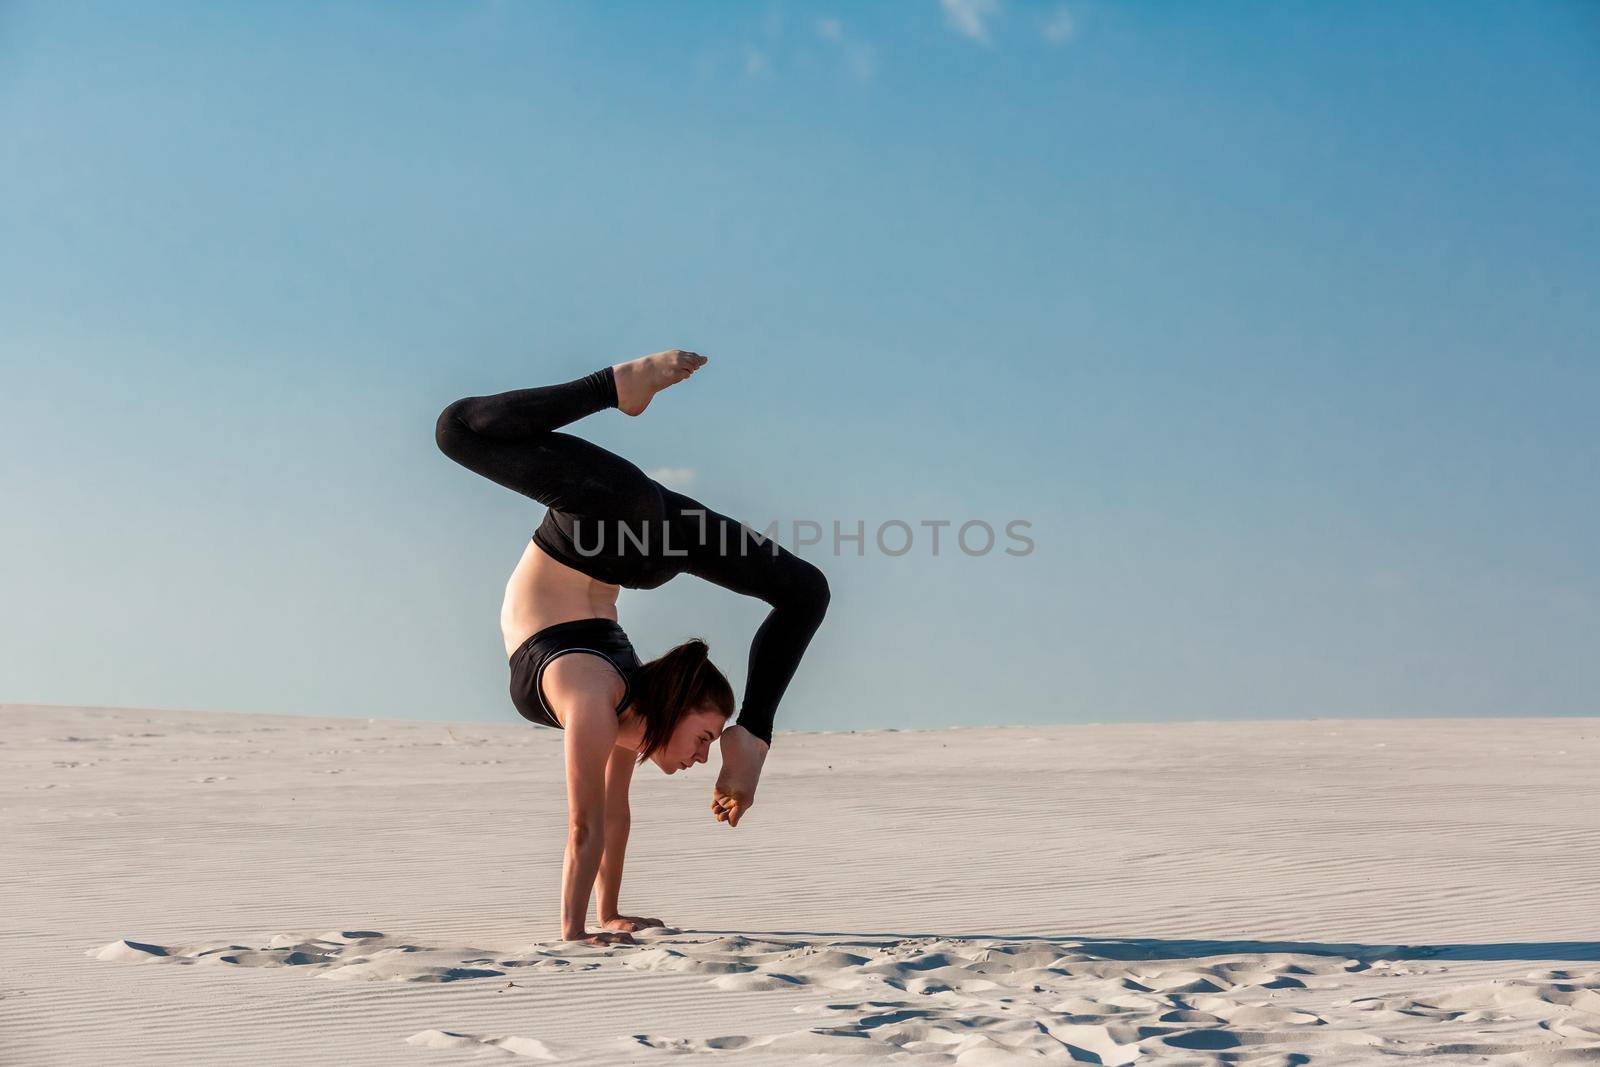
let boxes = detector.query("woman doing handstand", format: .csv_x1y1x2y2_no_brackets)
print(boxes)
434,349,830,944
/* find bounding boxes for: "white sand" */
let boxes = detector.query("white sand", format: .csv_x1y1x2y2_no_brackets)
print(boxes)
4,704,1598,1064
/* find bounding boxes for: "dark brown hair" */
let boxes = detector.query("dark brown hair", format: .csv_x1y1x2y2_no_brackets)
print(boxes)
629,638,734,763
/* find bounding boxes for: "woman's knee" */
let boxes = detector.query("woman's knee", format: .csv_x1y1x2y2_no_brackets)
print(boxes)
788,558,831,623
434,398,474,459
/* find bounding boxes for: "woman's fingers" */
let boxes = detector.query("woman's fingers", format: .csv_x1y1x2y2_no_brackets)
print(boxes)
576,930,634,946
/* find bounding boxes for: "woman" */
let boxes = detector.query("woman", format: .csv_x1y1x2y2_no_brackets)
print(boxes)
434,349,830,945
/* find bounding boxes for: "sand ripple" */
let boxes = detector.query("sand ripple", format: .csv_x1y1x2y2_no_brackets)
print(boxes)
91,929,1600,1062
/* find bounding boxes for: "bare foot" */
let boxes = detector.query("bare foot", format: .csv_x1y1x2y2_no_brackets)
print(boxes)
712,724,768,828
612,349,708,417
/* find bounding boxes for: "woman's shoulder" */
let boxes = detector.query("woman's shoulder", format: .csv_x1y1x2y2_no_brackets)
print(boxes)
542,651,630,725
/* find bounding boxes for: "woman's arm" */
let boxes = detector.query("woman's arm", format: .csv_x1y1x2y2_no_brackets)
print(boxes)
595,745,664,932
560,698,616,942
548,656,631,944
596,745,632,922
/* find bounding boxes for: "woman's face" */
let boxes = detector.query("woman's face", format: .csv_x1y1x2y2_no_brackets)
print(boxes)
652,707,728,774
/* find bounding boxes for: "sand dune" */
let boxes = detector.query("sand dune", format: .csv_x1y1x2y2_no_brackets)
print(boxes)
6,704,1600,1063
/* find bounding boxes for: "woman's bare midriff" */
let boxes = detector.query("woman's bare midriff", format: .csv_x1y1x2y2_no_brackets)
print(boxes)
500,539,623,659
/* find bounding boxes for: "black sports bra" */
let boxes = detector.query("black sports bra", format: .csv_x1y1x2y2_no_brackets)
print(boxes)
507,618,643,729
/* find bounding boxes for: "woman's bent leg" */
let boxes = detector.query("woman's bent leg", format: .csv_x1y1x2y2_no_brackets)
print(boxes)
435,367,659,522
672,494,830,745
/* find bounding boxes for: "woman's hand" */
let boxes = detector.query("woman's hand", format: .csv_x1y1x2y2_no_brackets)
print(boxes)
600,913,665,934
563,929,636,947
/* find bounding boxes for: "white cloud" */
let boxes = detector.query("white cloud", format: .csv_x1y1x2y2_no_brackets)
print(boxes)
817,17,843,41
1041,7,1075,44
941,0,1000,44
648,467,698,490
743,47,771,78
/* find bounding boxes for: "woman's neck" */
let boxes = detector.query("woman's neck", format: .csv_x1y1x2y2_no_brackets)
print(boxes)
614,704,647,755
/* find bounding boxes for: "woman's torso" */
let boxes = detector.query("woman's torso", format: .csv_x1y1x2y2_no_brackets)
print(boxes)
529,484,720,596
502,539,643,731
501,538,623,658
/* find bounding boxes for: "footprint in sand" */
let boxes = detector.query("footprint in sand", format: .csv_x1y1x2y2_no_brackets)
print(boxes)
93,929,1600,1062
406,1030,558,1059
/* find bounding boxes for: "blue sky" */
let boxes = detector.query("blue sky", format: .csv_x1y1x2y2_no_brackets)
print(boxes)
2,1,1596,729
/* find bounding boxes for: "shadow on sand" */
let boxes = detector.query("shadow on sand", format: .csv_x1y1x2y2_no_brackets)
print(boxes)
690,931,1600,964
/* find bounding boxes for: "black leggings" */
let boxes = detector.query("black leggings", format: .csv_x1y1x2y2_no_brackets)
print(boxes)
434,366,829,745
